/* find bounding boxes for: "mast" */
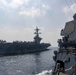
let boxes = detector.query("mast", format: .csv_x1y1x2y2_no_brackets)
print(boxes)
34,26,42,44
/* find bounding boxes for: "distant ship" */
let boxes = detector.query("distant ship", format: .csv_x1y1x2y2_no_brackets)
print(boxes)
0,27,51,56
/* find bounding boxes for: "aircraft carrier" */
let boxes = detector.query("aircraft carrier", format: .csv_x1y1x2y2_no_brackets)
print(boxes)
0,27,51,56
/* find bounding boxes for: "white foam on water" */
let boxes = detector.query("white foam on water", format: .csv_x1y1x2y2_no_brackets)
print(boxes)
36,70,52,75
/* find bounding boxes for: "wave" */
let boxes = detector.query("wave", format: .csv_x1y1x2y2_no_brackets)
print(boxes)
36,70,52,75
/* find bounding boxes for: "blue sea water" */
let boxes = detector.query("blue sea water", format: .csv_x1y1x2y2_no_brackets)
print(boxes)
0,47,58,75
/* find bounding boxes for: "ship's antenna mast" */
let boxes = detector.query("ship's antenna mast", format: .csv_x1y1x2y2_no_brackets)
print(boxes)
34,26,41,36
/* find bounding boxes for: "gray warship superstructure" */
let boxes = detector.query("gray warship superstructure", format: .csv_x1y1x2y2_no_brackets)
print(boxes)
0,27,51,56
52,14,76,75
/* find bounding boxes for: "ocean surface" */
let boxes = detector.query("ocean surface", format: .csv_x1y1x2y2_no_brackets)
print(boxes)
0,47,58,75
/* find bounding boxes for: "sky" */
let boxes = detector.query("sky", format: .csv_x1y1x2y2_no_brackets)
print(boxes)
0,0,76,47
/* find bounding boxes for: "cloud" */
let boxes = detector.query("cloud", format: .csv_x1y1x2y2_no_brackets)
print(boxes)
19,7,41,17
19,4,50,17
0,0,50,17
0,0,8,9
42,4,50,10
62,3,76,14
0,0,30,9
9,0,30,9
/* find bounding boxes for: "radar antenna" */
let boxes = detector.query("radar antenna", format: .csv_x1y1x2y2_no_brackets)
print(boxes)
34,26,41,35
